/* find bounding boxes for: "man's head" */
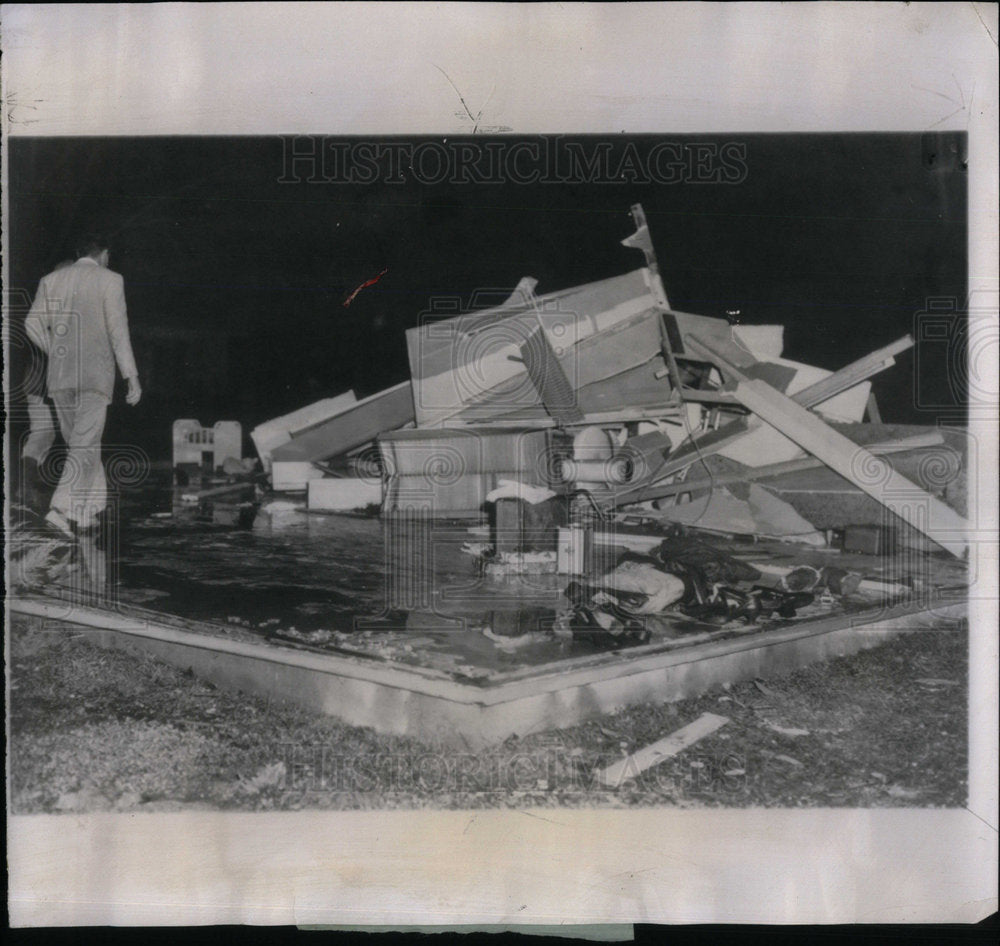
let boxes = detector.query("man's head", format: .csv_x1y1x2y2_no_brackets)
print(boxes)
75,233,111,267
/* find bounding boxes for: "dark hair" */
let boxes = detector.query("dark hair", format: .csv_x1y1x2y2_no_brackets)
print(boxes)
75,232,111,259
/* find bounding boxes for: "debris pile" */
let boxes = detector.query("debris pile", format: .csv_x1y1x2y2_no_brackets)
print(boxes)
244,203,968,641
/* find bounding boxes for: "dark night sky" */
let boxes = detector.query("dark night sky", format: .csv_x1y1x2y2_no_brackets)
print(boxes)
7,134,967,459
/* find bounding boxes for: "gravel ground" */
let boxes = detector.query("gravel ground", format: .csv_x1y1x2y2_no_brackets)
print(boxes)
8,614,967,811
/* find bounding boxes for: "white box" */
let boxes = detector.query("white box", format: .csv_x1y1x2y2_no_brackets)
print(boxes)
271,461,325,492
308,477,383,512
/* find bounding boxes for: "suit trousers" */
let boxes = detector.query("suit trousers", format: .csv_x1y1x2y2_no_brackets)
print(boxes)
22,394,58,464
50,390,109,527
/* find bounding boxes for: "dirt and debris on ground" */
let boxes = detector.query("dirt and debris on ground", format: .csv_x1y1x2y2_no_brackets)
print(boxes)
9,613,967,811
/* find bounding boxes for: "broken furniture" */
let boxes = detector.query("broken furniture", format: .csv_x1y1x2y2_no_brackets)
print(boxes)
251,390,357,473
307,477,383,513
9,204,975,757
252,203,967,565
172,419,242,475
265,381,414,492
378,427,562,518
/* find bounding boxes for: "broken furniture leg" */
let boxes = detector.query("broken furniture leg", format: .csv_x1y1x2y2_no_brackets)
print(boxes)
621,203,670,310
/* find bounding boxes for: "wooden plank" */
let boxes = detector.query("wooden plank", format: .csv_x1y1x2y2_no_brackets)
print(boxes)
676,388,741,406
730,379,968,557
621,204,670,307
683,332,912,412
791,335,913,409
250,391,357,471
623,431,944,504
594,713,730,788
467,405,685,429
665,310,763,366
271,382,414,463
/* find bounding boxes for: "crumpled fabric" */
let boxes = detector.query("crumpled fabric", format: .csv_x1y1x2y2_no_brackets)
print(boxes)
601,560,686,614
486,479,556,505
653,530,762,585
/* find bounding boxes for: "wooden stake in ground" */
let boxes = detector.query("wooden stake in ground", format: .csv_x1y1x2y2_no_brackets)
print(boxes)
595,712,730,788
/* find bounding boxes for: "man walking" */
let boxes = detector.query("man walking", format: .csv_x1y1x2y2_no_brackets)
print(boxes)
25,233,142,535
18,260,73,511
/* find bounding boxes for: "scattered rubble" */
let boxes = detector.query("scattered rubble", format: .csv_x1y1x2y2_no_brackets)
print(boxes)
245,204,966,598
9,205,973,741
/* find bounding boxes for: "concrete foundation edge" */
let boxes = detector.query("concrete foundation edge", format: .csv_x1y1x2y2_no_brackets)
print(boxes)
10,598,966,748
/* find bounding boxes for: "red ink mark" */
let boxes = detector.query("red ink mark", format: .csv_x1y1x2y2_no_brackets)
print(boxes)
343,268,388,307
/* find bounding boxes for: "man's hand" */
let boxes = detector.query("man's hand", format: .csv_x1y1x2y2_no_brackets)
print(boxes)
125,376,142,406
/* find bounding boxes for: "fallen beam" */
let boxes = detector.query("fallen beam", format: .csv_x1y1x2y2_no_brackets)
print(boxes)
684,334,968,557
680,332,913,410
470,404,687,428
790,335,914,409
730,379,968,557
623,431,945,504
250,391,357,473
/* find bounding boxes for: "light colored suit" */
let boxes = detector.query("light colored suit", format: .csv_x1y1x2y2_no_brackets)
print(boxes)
26,256,137,398
25,257,139,526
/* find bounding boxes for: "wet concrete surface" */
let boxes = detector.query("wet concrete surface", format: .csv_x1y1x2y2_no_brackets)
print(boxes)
103,476,595,675
12,468,968,679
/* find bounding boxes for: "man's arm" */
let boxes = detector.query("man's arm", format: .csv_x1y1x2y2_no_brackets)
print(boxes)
24,278,51,354
103,273,141,404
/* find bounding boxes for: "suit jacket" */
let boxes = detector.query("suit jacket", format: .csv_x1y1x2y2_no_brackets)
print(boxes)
25,257,138,400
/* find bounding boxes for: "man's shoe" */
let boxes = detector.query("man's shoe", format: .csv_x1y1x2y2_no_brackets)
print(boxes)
43,509,76,539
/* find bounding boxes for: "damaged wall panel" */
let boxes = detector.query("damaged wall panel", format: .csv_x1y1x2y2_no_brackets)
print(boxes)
406,269,671,428
379,427,561,518
270,381,414,465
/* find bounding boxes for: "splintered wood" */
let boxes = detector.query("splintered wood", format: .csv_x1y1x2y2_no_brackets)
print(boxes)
595,712,730,788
